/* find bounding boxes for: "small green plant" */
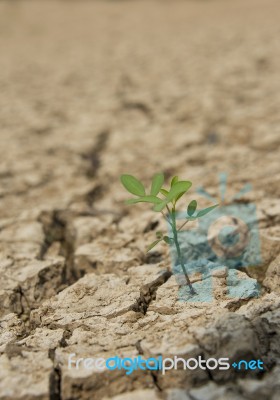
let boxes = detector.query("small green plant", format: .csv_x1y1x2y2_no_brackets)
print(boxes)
120,173,218,295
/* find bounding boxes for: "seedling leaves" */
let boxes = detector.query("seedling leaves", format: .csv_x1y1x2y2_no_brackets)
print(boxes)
187,200,197,216
121,175,146,196
146,239,162,252
126,196,162,205
196,204,219,218
154,181,192,212
171,176,178,187
150,173,164,196
160,188,169,197
163,236,174,245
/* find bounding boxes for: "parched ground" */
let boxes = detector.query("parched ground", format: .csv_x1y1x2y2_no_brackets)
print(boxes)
0,0,280,399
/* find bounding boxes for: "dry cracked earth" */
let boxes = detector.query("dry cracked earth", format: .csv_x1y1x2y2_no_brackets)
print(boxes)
0,0,280,399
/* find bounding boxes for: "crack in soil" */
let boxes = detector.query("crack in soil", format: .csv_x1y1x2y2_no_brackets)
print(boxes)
132,270,172,315
225,297,254,312
81,130,110,179
49,348,62,400
38,210,78,283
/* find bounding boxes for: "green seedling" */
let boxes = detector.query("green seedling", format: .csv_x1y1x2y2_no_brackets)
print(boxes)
120,173,218,295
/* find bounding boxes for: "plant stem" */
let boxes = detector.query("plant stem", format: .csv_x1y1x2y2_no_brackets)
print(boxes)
161,211,172,227
169,208,196,295
178,219,189,231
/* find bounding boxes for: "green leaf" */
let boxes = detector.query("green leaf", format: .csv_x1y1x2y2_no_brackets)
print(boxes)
150,173,164,196
171,176,179,205
126,196,162,205
174,191,185,204
187,200,197,216
153,200,167,212
156,231,163,239
120,174,146,196
185,216,197,221
196,204,219,218
153,181,192,212
146,239,162,252
163,236,174,245
160,188,169,197
168,181,192,202
171,176,178,187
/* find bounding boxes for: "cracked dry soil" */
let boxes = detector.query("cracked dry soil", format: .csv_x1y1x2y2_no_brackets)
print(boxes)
0,0,280,399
